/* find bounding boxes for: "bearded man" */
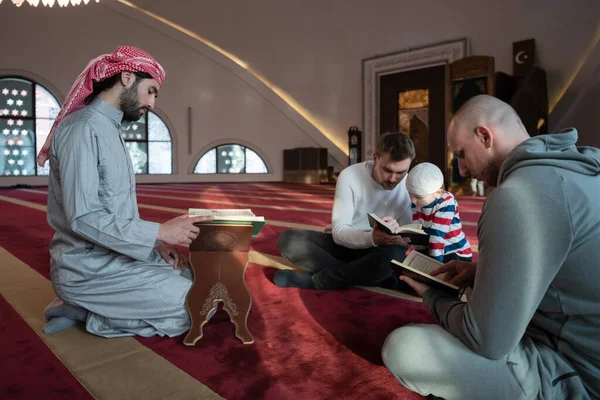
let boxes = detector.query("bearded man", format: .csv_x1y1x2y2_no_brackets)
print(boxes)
275,132,415,290
39,46,212,337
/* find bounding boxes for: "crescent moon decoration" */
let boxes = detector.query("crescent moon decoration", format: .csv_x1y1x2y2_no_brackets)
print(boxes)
515,51,528,64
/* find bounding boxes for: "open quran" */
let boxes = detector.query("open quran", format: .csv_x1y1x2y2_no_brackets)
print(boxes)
392,251,460,297
367,213,429,246
188,208,266,237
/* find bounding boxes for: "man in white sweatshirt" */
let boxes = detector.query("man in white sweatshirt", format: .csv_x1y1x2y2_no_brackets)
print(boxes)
275,132,415,290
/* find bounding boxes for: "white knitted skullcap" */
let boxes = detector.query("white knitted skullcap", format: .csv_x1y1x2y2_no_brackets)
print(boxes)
406,162,444,195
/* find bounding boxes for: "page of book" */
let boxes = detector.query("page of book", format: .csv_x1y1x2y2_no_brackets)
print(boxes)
403,250,443,274
368,214,427,237
397,223,425,234
189,208,261,219
188,208,266,237
367,213,395,232
391,256,458,294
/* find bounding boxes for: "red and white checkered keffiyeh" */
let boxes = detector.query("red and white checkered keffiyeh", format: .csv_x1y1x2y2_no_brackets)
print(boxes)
36,45,166,166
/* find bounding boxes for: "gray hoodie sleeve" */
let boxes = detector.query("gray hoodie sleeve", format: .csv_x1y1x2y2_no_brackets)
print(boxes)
423,168,572,359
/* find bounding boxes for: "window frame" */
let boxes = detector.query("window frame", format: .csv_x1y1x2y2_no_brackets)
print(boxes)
120,110,174,175
0,74,59,177
194,143,269,174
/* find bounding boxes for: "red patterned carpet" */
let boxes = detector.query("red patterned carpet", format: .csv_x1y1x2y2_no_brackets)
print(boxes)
0,183,484,399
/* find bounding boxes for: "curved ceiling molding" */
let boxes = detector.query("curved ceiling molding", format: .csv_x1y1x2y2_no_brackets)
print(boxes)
116,0,349,160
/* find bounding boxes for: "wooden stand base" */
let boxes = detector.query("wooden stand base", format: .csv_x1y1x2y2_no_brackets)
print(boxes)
183,224,254,346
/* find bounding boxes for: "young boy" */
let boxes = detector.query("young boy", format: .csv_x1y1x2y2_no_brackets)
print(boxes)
405,162,472,263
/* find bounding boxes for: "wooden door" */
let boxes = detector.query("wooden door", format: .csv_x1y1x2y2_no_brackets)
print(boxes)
379,65,447,180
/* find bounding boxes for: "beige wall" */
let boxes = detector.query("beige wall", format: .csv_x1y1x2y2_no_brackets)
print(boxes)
550,37,600,147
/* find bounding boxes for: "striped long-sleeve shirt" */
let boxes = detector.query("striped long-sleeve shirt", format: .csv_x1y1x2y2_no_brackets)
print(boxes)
411,191,472,261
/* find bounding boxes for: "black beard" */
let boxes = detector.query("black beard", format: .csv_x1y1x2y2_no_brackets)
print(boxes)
119,86,145,122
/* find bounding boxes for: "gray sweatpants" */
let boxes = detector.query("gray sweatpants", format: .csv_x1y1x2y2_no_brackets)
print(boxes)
382,324,591,400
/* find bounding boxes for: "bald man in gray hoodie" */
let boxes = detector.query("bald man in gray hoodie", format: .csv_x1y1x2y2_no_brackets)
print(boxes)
382,95,600,400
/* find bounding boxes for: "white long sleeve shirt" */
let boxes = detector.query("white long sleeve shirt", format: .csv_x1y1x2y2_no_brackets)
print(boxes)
331,161,412,249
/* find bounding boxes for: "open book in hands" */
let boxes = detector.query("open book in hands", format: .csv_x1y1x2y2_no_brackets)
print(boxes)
367,213,429,246
392,251,462,298
188,208,266,237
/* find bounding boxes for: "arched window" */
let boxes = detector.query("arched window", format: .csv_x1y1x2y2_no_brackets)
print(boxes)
194,143,268,174
0,76,60,176
0,77,174,176
119,111,173,174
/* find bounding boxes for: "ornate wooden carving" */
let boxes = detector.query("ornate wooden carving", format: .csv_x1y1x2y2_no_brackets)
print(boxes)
184,224,255,346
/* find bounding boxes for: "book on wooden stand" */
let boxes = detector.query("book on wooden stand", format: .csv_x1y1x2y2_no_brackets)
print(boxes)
183,208,266,346
189,208,266,237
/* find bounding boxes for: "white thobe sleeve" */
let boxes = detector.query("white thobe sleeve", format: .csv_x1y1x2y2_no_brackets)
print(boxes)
56,122,160,261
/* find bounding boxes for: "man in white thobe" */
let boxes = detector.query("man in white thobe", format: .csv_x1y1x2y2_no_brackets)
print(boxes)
38,46,211,337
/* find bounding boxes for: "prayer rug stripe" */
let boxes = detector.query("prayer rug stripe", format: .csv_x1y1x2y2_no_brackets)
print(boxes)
136,186,335,205
0,291,93,400
152,185,335,198
4,189,329,232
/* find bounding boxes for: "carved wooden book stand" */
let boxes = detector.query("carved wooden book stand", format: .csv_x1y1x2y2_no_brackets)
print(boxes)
184,223,254,346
